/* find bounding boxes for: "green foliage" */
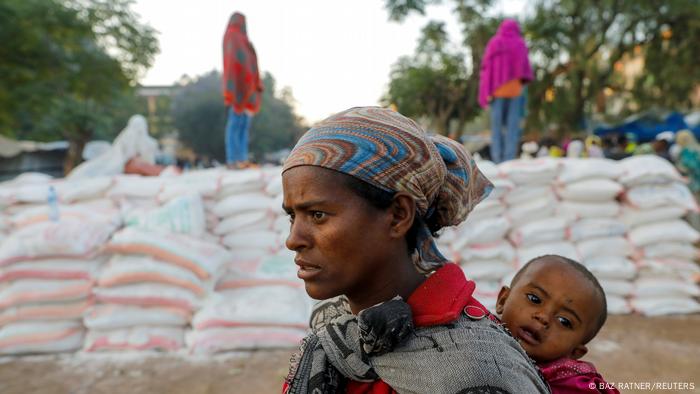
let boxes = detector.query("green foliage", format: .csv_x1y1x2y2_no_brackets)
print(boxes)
385,0,700,137
383,1,497,136
172,71,304,163
521,0,700,133
0,0,158,171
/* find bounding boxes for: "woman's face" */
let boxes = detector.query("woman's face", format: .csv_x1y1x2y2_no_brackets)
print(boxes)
282,166,396,302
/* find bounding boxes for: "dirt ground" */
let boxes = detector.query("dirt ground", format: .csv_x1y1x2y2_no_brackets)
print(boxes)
0,315,698,394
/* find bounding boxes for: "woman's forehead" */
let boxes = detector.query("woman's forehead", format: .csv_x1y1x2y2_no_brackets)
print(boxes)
282,166,353,201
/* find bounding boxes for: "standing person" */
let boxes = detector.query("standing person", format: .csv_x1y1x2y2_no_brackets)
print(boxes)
585,135,605,158
222,12,263,169
282,107,548,393
676,130,700,194
479,19,533,164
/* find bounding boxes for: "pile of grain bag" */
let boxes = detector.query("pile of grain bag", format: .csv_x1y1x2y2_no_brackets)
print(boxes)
0,174,122,354
187,253,311,353
0,216,117,354
619,156,700,315
88,194,230,352
211,168,282,262
456,156,700,316
555,159,633,313
187,167,310,353
445,161,514,311
496,160,570,265
156,168,224,245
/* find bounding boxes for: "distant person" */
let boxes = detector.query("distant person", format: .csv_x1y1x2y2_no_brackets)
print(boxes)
496,255,619,393
566,139,584,158
537,136,564,158
222,12,263,169
601,135,615,158
479,19,533,164
605,134,631,160
585,135,604,158
521,141,539,159
653,131,675,162
68,115,160,178
676,130,700,195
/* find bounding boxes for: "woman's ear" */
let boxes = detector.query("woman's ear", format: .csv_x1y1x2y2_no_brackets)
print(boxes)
495,286,510,315
388,192,416,239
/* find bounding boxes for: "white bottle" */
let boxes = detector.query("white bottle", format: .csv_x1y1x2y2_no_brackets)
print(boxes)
47,185,60,222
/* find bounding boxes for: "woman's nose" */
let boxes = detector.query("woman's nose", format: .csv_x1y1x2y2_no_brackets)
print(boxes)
285,218,310,251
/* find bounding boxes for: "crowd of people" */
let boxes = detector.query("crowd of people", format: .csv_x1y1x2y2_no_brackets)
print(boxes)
514,130,700,197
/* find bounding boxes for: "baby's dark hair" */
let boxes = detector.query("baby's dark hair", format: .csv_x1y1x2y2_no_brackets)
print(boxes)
341,173,441,253
511,254,607,344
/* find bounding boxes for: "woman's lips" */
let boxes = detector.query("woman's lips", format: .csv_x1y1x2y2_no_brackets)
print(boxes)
295,259,321,280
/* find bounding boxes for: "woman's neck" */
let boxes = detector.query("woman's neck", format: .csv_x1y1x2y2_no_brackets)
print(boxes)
347,256,426,315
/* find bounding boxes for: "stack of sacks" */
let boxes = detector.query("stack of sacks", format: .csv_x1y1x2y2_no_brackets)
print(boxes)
0,175,61,233
0,217,118,355
619,155,700,315
9,176,117,230
157,168,224,244
0,214,8,245
212,169,281,262
498,159,578,267
451,161,514,311
89,197,231,352
107,174,166,214
554,159,632,313
187,252,311,353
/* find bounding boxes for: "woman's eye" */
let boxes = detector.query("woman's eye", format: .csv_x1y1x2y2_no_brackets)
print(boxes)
558,316,573,329
311,211,326,221
526,294,540,304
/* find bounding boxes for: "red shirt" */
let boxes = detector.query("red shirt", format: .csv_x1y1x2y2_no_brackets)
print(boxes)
284,263,482,394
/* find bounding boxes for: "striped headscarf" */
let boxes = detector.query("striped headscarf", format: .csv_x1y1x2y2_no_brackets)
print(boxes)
282,106,492,273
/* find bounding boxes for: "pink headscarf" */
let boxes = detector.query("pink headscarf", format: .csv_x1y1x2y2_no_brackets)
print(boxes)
478,19,533,108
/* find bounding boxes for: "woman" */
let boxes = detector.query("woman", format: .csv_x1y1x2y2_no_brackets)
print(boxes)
479,19,533,164
676,130,700,194
222,12,263,169
282,107,548,393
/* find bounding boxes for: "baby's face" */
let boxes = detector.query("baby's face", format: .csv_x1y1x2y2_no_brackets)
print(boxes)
496,258,602,363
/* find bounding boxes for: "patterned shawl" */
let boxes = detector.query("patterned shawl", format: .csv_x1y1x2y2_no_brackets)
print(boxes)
286,284,549,394
282,106,493,273
222,12,263,114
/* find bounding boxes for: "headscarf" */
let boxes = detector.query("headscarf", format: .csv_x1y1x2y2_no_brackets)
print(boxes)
478,19,533,108
282,106,492,273
222,12,263,114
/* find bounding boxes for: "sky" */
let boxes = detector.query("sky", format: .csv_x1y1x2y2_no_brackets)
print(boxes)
133,0,525,123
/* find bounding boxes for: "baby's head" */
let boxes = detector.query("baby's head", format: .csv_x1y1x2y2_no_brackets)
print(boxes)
495,254,607,363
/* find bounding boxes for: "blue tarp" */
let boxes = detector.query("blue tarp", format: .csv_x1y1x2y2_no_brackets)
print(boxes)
594,111,700,142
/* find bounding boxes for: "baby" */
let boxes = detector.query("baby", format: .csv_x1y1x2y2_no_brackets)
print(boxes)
495,254,619,393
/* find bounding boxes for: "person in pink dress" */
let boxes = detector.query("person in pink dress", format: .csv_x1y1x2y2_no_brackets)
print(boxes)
496,254,620,393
